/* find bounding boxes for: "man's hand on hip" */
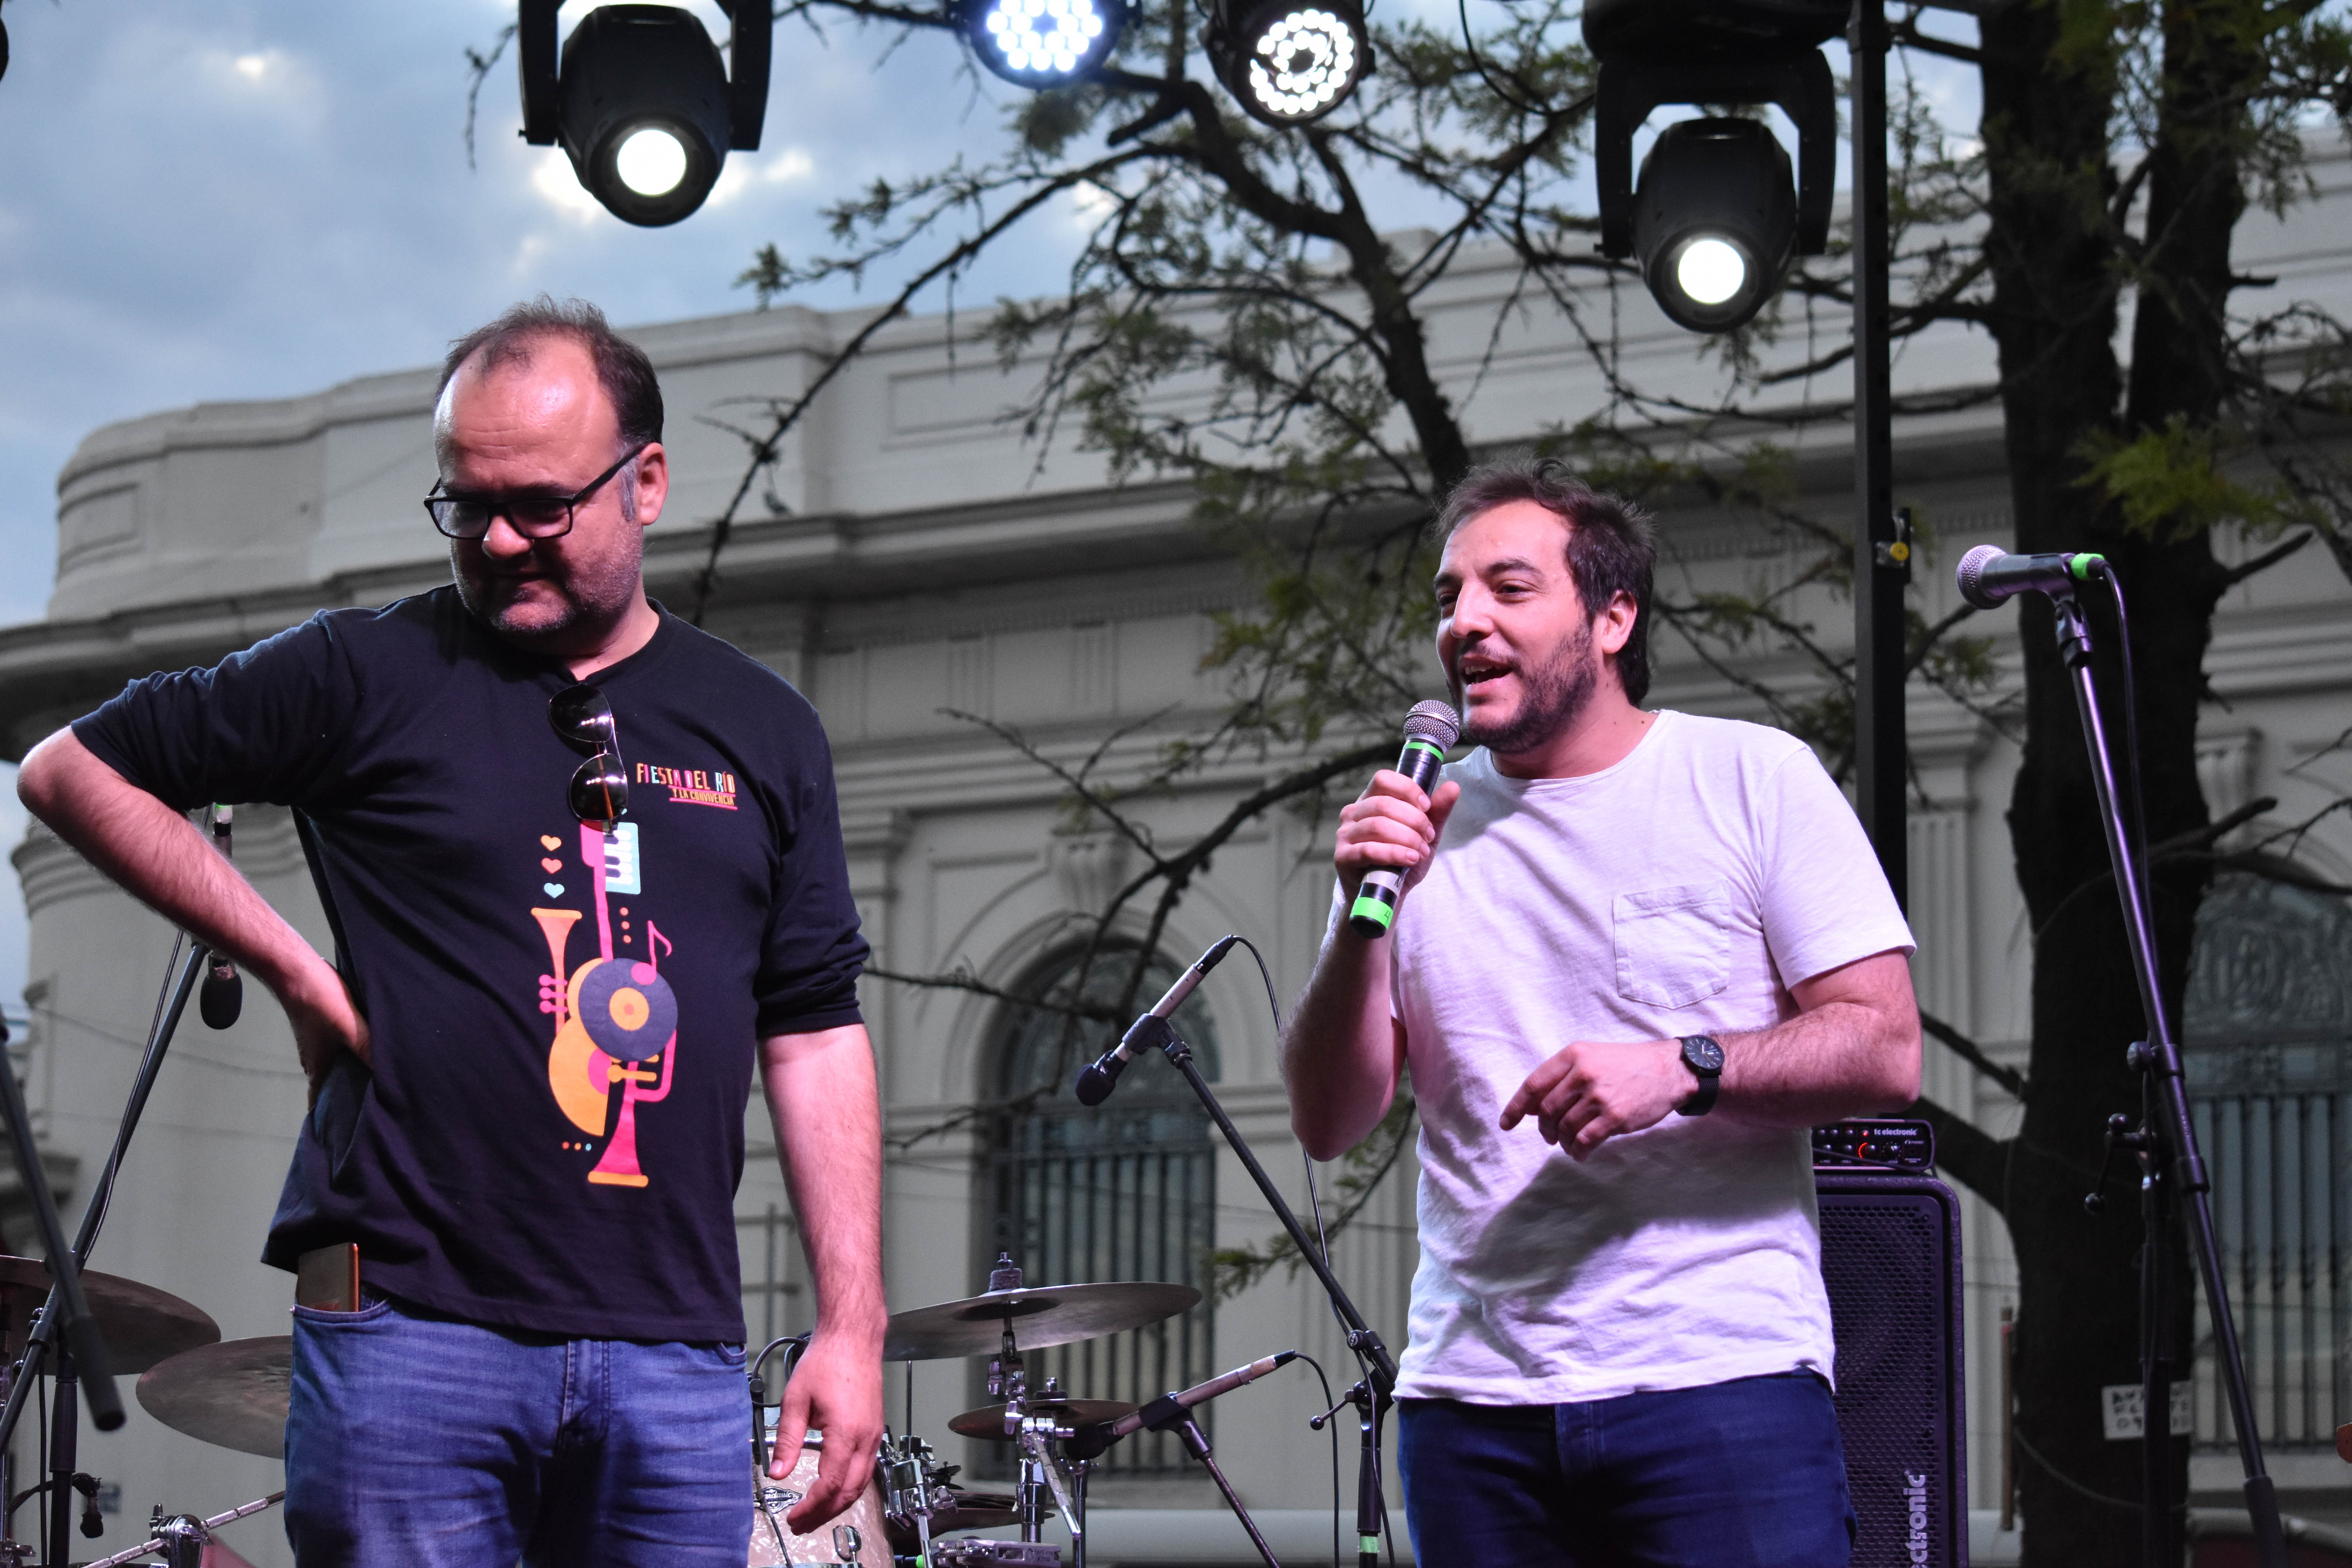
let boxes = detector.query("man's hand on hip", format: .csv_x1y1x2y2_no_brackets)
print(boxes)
1501,1039,1698,1159
278,957,372,1106
771,1329,884,1529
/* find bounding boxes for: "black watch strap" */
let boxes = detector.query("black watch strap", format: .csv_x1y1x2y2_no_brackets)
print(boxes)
1675,1034,1724,1116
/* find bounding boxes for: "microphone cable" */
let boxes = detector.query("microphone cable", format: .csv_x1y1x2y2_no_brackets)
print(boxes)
2084,560,2156,906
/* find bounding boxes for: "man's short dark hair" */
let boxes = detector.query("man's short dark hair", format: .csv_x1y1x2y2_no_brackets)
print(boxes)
1434,457,1657,705
438,296,664,454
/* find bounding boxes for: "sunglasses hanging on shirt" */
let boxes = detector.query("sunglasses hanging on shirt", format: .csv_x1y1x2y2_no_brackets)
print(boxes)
549,683,629,831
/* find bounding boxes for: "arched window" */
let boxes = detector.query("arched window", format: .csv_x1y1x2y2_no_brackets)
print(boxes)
980,944,1220,1475
2183,870,2352,1450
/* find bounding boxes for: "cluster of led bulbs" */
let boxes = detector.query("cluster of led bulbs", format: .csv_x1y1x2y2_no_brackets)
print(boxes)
980,0,1114,79
1243,9,1359,121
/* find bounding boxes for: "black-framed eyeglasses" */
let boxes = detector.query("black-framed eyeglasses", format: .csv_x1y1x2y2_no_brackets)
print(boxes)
425,442,650,541
550,683,629,830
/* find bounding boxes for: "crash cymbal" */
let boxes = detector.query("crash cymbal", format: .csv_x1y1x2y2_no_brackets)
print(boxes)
137,1337,289,1459
0,1256,220,1374
947,1396,1139,1440
884,1282,1200,1362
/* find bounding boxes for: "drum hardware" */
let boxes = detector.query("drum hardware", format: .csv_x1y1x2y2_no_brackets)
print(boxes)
0,939,223,1568
80,1492,282,1568
931,1543,1061,1568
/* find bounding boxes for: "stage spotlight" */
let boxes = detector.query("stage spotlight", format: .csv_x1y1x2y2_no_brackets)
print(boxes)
956,0,1126,86
519,1,773,228
1210,0,1368,126
1584,0,1835,335
1632,117,1796,332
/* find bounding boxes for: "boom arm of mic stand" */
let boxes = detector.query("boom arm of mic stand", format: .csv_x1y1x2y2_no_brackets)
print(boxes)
1127,1016,1397,1394
1129,1016,1396,1568
2053,593,2288,1568
0,942,209,1456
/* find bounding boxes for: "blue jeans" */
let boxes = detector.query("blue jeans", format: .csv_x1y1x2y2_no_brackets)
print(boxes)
283,1296,752,1568
1397,1373,1855,1568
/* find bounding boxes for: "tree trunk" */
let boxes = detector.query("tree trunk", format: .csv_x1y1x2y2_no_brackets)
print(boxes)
1978,2,2256,1561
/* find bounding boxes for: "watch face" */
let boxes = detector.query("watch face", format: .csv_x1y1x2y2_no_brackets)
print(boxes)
1684,1036,1724,1074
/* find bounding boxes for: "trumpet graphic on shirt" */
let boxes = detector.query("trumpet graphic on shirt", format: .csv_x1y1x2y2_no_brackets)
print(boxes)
532,822,677,1189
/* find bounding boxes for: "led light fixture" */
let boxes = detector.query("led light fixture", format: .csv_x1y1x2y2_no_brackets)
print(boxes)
1210,0,1368,127
518,0,772,228
1632,117,1795,332
956,0,1125,86
1583,0,1835,335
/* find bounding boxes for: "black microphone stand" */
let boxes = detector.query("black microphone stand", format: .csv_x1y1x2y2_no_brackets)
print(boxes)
1122,1014,1398,1568
0,942,209,1568
2049,586,2285,1568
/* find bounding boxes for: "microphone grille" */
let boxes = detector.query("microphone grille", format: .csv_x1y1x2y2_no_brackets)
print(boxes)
1955,544,2004,611
1402,699,1461,748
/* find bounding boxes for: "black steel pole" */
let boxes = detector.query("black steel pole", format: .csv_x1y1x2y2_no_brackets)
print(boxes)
1850,0,1907,906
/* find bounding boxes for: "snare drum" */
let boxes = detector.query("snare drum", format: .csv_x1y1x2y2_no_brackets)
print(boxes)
748,1439,892,1567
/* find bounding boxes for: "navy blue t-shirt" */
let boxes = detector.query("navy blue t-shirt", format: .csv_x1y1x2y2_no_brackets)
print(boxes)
74,588,867,1342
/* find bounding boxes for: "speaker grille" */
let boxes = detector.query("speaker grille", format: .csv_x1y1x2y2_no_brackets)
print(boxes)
1818,1176,1965,1568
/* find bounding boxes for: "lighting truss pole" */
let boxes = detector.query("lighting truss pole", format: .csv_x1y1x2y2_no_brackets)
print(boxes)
1850,0,1907,908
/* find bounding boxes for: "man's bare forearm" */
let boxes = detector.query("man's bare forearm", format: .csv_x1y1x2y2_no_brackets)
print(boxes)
761,1024,887,1346
1715,951,1921,1126
17,728,329,997
1280,913,1406,1162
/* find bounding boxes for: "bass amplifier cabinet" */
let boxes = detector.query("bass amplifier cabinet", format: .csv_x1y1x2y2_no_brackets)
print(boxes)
1817,1159,1967,1568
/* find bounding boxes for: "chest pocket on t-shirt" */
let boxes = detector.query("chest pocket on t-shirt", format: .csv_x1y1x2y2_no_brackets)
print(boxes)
1613,882,1733,1009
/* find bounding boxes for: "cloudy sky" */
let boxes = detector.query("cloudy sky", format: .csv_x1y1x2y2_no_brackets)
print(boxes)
0,0,1979,1007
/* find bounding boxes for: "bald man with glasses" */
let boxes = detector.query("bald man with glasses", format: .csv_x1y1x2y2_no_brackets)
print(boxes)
18,298,884,1568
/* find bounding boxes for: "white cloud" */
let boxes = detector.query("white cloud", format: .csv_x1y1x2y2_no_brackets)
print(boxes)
531,151,612,224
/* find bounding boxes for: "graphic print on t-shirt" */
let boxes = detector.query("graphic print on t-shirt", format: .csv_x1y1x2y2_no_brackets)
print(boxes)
535,822,679,1188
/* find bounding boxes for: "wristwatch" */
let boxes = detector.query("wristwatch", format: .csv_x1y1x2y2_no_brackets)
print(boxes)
1675,1035,1724,1116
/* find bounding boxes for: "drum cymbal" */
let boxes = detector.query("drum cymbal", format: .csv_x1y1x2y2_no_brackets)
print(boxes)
0,1256,220,1374
137,1337,289,1459
947,1397,1139,1440
884,1282,1200,1361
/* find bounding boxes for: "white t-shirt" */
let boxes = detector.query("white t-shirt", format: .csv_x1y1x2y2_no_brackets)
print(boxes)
1380,709,1913,1404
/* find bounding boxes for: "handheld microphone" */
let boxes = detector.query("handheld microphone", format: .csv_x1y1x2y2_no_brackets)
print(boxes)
200,806,243,1031
1347,700,1461,939
1074,936,1239,1107
1063,1350,1297,1460
1954,545,2106,610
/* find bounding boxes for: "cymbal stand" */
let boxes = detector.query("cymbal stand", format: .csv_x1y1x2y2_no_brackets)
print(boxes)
991,1328,1086,1568
2049,581,2285,1568
0,942,207,1567
1129,1016,1397,1568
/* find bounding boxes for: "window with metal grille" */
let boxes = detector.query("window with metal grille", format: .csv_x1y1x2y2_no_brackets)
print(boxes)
976,945,1220,1477
2182,870,2352,1452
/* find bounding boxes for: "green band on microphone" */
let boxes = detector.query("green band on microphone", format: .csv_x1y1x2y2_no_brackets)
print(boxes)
1348,891,1397,936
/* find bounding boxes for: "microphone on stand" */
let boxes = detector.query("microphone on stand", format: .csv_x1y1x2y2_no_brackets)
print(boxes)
1074,937,1239,1107
1347,700,1461,939
199,805,243,1031
1062,1351,1298,1461
1954,545,2107,610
